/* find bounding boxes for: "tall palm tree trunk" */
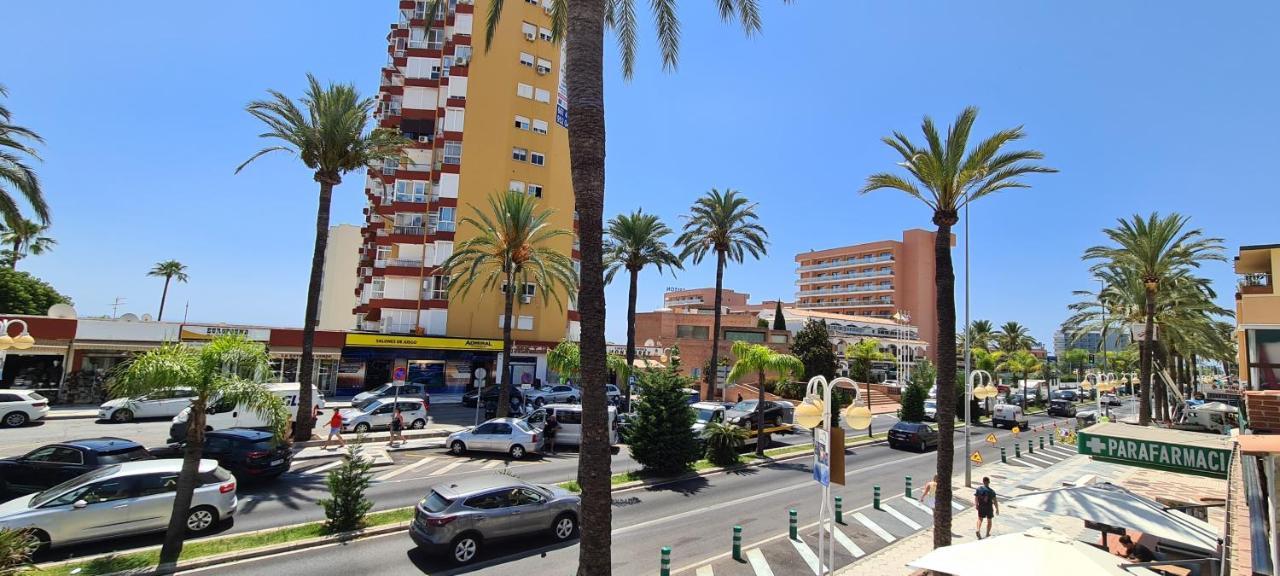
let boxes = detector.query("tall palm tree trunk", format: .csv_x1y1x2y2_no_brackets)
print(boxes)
294,177,334,441
565,1,612,572
1190,353,1199,396
756,368,766,456
624,267,639,410
158,276,172,321
930,214,958,548
1138,287,1155,425
709,250,726,401
157,397,209,570
498,268,516,418
9,239,19,269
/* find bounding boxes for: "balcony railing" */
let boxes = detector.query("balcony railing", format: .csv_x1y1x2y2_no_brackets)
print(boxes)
394,225,425,235
1240,272,1274,295
382,322,418,334
796,255,894,272
436,221,456,233
797,298,894,309
393,193,427,203
797,284,893,297
796,268,894,285
388,258,424,268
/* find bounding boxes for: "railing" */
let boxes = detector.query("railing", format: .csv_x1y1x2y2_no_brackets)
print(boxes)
797,284,893,297
796,255,894,272
435,221,456,233
373,259,388,268
394,193,427,203
796,268,894,284
1240,272,1273,295
394,225,425,235
797,299,893,309
382,322,418,334
388,258,424,268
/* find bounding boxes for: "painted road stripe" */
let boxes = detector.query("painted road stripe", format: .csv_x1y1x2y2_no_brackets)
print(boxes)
790,536,821,575
951,500,964,511
1022,454,1056,467
746,548,775,576
482,460,503,469
695,566,714,576
853,512,895,543
904,497,934,515
303,460,343,476
376,455,438,481
427,460,466,477
1048,446,1077,457
882,503,922,530
833,526,865,557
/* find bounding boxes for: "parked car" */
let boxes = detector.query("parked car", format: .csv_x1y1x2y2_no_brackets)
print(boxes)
151,428,291,480
0,438,153,497
352,382,429,404
991,404,1030,430
604,384,622,404
409,474,579,564
98,389,197,423
461,385,523,408
1051,390,1080,402
923,400,938,421
0,389,49,428
1006,393,1026,407
888,422,938,452
525,404,620,447
340,398,429,433
1101,393,1122,407
169,382,324,442
724,399,788,429
0,459,236,550
525,385,580,407
446,418,541,459
1047,399,1077,418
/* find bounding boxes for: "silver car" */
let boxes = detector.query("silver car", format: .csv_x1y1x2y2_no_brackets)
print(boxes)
0,459,237,549
446,418,540,459
525,384,580,407
409,474,580,564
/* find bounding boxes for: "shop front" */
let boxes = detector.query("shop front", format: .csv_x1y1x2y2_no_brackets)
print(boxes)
0,315,75,403
266,328,345,396
339,334,501,400
66,318,182,404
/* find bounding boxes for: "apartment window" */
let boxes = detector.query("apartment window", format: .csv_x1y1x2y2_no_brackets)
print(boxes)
528,183,543,198
534,88,551,103
524,0,538,5
501,282,536,296
725,330,765,344
509,180,526,193
522,22,537,38
409,28,427,49
512,147,528,162
514,115,531,130
539,27,553,41
517,83,534,99
428,28,444,49
676,325,710,340
519,52,535,67
497,315,536,331
530,152,545,166
437,207,456,232
455,45,472,60
443,141,463,164
375,246,392,262
370,278,385,299
536,59,552,74
531,119,548,134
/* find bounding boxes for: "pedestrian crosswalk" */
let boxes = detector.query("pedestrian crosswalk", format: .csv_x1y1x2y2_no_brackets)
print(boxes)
291,449,553,481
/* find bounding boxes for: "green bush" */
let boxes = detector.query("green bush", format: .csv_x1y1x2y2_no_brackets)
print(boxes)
703,422,749,466
628,370,701,476
318,441,374,533
0,528,37,572
899,382,928,423
773,380,806,400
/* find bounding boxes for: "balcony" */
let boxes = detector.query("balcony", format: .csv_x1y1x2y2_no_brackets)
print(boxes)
393,192,427,203
382,322,419,334
388,258,424,268
394,225,425,235
1240,273,1273,295
796,284,893,297
435,221,456,233
797,297,894,310
796,255,894,272
796,268,894,285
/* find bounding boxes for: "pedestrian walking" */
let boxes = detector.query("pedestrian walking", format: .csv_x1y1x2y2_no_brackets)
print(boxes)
543,413,559,455
920,474,939,510
323,408,346,450
388,408,405,447
974,476,999,539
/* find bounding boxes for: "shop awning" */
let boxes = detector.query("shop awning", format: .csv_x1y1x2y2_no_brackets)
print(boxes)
1077,423,1233,479
267,347,342,357
71,341,163,352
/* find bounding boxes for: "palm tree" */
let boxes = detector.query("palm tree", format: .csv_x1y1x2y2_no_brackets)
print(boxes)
1061,348,1090,382
0,217,53,269
847,338,887,383
726,341,803,456
861,107,1055,548
998,350,1042,412
1083,213,1225,425
236,74,407,440
442,191,577,418
675,189,768,401
995,321,1036,353
968,319,995,351
112,335,288,570
147,260,189,321
605,210,682,410
0,85,49,226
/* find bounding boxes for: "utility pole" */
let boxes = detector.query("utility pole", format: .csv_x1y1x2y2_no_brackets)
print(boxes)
183,301,190,323
111,297,127,318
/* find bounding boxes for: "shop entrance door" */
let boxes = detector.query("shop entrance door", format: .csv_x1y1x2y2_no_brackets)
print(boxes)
365,360,392,390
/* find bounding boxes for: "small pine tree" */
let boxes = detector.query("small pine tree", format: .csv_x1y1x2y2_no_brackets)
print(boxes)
667,343,682,371
791,319,836,381
628,370,700,476
772,301,787,330
318,441,374,533
899,382,928,423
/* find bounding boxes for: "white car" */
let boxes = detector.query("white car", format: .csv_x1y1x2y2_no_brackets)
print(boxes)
525,385,580,407
340,398,428,433
0,459,237,549
352,382,429,404
446,417,541,459
924,400,937,421
99,389,196,423
0,390,49,427
605,385,622,403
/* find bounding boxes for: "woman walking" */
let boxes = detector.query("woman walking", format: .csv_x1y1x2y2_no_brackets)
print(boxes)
388,408,405,447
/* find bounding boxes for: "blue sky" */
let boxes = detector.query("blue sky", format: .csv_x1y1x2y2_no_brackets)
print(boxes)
2,2,1273,346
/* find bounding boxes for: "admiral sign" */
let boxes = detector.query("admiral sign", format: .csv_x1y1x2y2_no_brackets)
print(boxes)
345,334,501,351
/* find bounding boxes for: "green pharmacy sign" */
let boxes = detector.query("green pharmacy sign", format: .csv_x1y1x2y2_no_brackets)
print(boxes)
1077,424,1232,479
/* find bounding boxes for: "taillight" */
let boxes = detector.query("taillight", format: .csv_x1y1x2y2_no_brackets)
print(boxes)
532,433,540,443
31,402,47,408
426,515,456,527
219,481,236,494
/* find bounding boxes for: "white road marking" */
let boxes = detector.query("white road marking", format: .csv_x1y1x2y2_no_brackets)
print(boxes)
1048,446,1077,456
853,512,895,543
881,503,922,530
832,526,865,557
746,548,775,576
951,501,964,511
695,566,714,576
1022,454,1055,467
903,497,934,515
302,460,343,476
790,536,821,575
426,460,466,477
375,455,437,481
482,460,503,469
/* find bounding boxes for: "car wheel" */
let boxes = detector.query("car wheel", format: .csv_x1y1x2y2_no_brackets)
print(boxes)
888,441,898,450
111,409,134,423
450,533,480,564
568,396,579,404
534,397,545,407
28,529,50,554
450,440,466,455
410,419,426,429
185,506,219,534
552,513,578,540
509,444,526,459
354,422,371,433
918,439,927,452
2,411,28,427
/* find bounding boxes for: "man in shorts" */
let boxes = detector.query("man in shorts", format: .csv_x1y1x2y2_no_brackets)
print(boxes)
974,476,998,539
323,408,347,450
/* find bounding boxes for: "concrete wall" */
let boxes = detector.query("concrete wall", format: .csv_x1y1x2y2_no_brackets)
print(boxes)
318,224,362,331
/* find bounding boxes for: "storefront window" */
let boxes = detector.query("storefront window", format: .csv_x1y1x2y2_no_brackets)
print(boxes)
1248,329,1280,390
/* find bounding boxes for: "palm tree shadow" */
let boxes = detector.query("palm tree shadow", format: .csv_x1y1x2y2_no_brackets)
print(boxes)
645,475,710,497
237,474,329,513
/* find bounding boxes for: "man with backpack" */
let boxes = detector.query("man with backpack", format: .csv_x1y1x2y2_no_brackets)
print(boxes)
974,476,999,539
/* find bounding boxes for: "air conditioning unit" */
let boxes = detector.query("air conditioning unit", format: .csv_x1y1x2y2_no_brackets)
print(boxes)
418,135,431,143
543,5,553,14
394,50,405,58
455,56,469,66
536,67,549,75
524,31,536,41
520,294,534,304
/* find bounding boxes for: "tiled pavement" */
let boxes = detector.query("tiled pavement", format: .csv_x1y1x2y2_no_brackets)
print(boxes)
675,441,1087,576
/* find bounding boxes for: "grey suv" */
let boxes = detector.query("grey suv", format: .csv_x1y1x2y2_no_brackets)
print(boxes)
410,474,580,564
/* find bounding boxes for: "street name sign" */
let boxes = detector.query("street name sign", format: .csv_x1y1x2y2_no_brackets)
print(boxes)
1077,423,1231,479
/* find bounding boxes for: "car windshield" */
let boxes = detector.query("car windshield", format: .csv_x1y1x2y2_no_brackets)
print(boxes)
925,401,936,409
695,408,717,423
27,392,46,401
370,384,394,395
31,465,121,508
354,398,381,411
421,490,453,513
731,400,758,412
513,419,533,433
97,447,152,464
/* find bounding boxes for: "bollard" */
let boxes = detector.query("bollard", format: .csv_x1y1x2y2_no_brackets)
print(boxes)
732,525,742,561
873,485,881,510
1015,443,1021,458
1001,447,1007,463
905,475,913,499
660,546,671,576
1050,432,1055,446
835,496,844,524
1028,439,1034,454
1040,436,1045,450
789,509,798,540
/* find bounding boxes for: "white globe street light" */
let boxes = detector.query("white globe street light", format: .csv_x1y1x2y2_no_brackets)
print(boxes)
798,375,869,575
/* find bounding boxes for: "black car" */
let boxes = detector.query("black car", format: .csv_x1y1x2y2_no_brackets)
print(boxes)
0,438,153,497
461,385,524,408
888,422,939,452
152,428,292,480
1052,390,1080,402
1047,399,1077,417
724,400,787,429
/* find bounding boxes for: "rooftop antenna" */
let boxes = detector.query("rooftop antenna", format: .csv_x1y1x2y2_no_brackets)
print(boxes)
183,301,190,323
110,297,127,318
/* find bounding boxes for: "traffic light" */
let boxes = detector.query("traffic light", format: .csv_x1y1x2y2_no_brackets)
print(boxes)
1088,353,1096,364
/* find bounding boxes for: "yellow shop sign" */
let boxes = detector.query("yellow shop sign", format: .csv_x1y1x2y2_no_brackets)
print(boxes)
345,334,501,351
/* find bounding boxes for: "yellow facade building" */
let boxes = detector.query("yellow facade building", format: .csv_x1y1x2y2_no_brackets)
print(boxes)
1235,244,1280,390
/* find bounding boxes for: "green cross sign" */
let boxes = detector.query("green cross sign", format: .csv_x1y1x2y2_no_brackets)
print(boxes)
1077,427,1231,479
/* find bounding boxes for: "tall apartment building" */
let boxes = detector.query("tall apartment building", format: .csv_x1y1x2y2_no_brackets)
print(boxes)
347,0,577,392
794,229,953,360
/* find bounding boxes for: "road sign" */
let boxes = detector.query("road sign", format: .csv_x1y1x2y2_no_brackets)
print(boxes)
970,451,983,465
985,433,998,446
1012,426,1021,437
393,366,407,383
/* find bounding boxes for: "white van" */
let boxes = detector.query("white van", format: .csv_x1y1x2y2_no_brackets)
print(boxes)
524,403,618,446
168,382,324,441
990,403,1029,430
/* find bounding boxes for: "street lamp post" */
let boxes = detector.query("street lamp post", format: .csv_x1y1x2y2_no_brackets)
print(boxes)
794,376,871,576
0,319,36,382
965,370,998,486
